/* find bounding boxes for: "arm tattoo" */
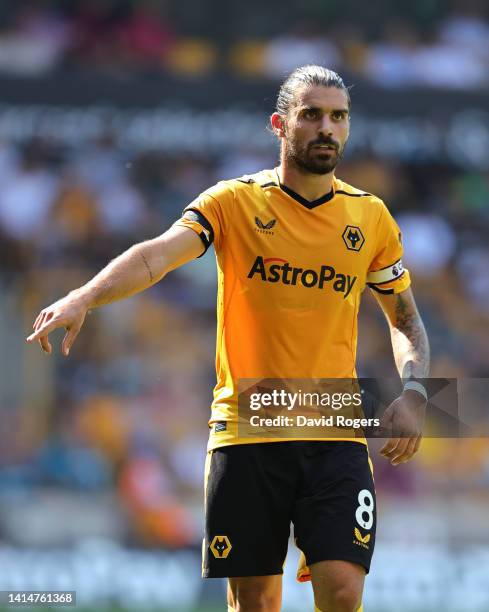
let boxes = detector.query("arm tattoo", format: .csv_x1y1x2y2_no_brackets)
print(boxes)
392,293,430,379
140,252,154,283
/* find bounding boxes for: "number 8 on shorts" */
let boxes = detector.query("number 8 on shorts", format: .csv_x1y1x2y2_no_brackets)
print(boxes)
355,489,374,530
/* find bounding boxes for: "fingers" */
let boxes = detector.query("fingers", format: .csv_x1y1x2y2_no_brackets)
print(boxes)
29,309,52,338
381,436,408,464
33,311,45,330
381,434,423,466
27,299,87,357
33,310,51,335
39,335,52,354
61,324,81,357
390,437,414,465
26,312,62,354
380,437,400,459
393,434,422,465
26,318,58,343
27,324,56,354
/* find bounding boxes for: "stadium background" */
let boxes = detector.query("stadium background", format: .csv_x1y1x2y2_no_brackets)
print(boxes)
0,0,488,610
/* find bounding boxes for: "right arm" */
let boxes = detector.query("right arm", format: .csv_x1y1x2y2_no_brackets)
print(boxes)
26,225,205,356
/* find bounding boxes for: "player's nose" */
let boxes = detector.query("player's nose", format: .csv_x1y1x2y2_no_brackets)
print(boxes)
318,117,334,136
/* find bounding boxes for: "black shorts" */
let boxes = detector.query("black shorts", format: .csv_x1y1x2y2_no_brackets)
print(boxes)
203,441,376,578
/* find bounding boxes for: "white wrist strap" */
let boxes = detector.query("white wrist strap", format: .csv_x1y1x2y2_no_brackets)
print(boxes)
403,380,428,401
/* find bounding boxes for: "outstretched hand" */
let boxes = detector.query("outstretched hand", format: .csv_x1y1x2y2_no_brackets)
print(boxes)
379,390,426,465
26,292,89,356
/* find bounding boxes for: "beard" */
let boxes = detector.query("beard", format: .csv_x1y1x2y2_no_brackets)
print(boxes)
285,136,344,175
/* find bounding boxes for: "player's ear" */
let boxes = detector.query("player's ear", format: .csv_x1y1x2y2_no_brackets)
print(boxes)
271,113,286,138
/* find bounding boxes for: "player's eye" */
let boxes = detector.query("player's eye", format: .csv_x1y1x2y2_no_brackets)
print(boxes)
303,109,320,120
331,111,347,121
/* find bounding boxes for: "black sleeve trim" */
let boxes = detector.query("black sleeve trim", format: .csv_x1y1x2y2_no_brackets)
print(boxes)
367,284,394,294
183,207,215,257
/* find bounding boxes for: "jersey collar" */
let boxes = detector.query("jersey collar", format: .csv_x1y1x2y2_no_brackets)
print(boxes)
273,168,336,210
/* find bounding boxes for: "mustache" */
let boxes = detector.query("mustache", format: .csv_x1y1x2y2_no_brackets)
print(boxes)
309,137,339,150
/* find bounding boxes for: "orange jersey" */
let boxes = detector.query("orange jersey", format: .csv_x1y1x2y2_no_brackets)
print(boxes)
174,169,410,450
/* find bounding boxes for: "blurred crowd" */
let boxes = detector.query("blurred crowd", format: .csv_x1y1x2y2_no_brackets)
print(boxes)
0,132,489,547
0,0,487,88
0,135,219,547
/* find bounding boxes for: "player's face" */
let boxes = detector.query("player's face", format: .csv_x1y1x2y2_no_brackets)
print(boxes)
283,85,350,175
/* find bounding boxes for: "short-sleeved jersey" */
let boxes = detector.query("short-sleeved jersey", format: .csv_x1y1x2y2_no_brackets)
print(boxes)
174,169,410,450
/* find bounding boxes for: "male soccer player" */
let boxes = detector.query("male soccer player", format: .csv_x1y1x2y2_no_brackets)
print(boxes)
27,65,429,612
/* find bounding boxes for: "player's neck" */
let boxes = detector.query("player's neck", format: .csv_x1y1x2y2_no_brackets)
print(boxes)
277,163,335,202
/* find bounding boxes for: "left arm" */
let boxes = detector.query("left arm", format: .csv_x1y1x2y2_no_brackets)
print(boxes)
374,287,430,380
372,287,430,464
